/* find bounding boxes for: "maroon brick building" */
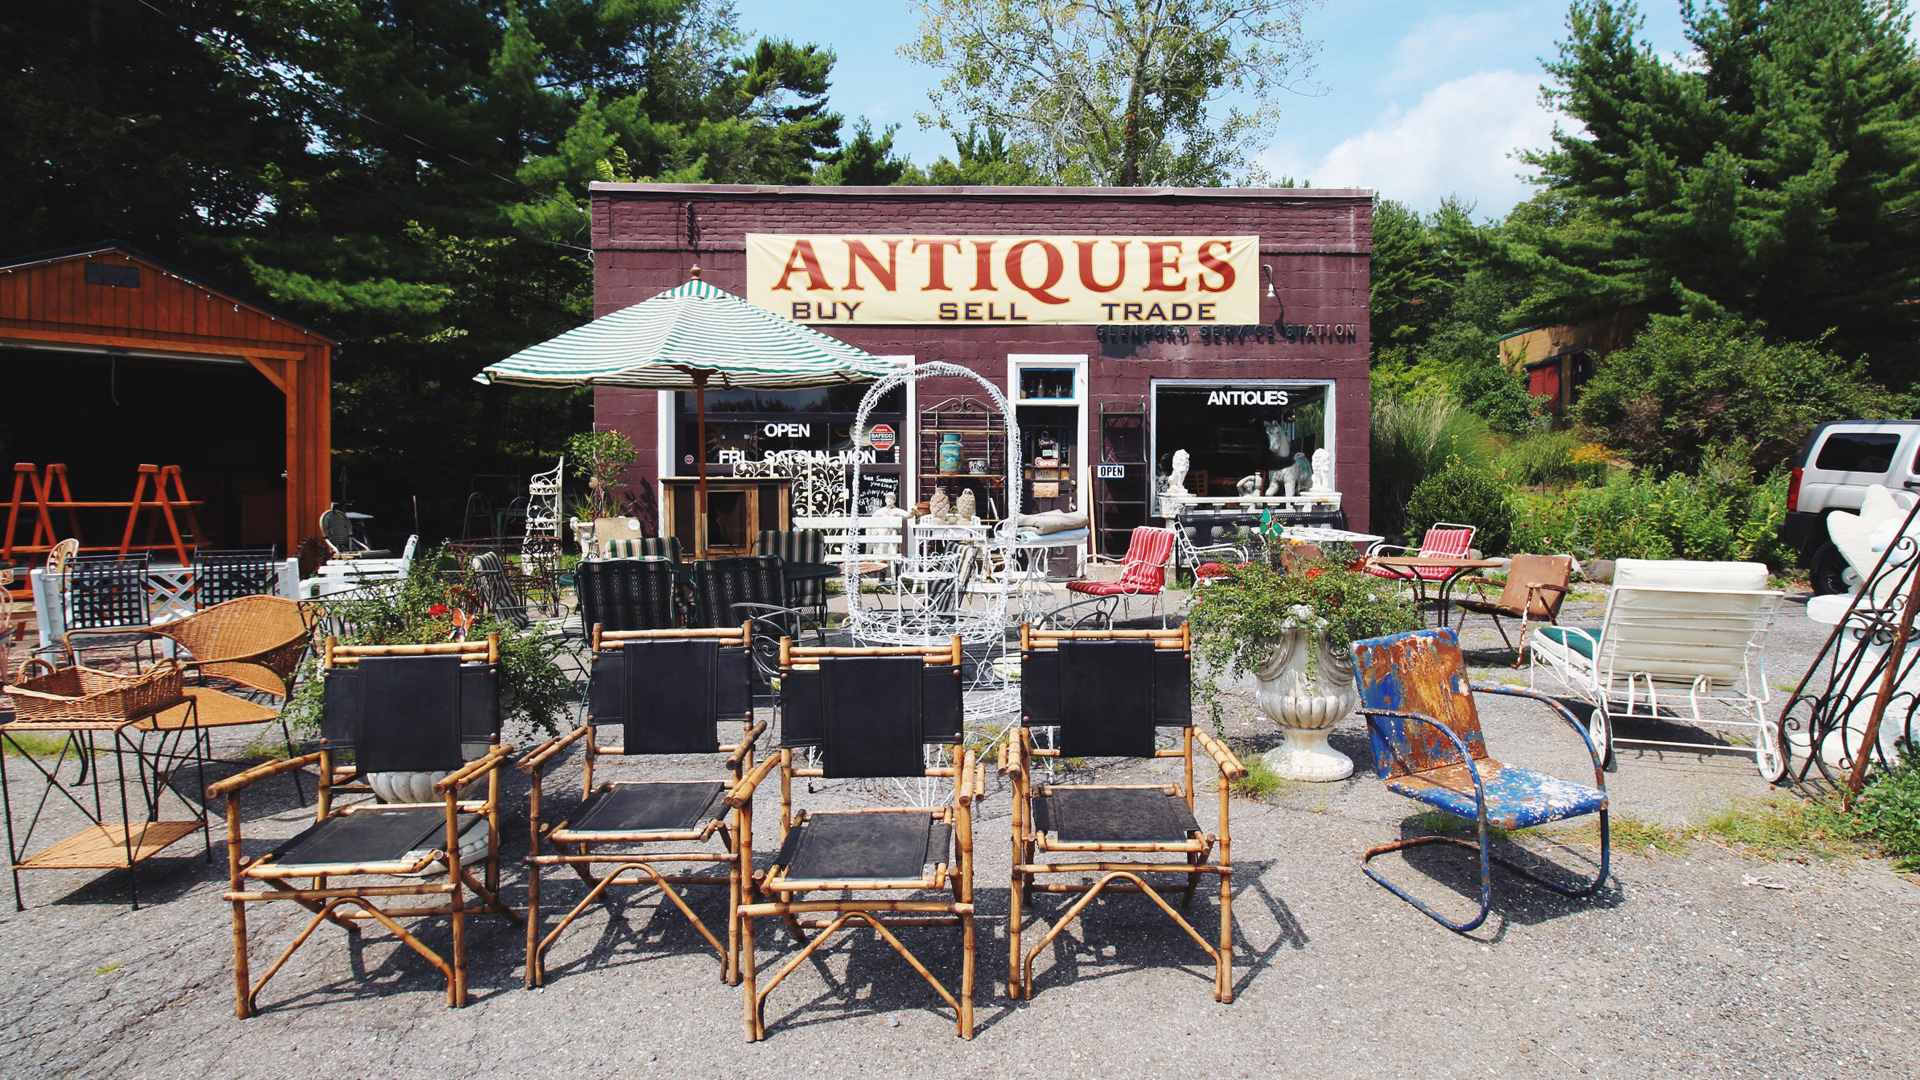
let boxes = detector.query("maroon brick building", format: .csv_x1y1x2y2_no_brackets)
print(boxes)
591,184,1374,553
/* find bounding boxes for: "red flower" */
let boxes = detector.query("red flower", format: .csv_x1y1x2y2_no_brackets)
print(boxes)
1305,568,1323,579
428,604,450,617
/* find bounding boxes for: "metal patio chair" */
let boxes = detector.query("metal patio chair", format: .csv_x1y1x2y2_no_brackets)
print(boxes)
1451,553,1573,664
575,558,682,633
731,637,983,1040
519,623,763,986
191,548,281,609
207,636,520,1015
1353,628,1609,934
1003,623,1246,1002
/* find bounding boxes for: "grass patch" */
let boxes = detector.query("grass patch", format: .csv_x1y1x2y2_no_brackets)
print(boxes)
1,732,89,757
1229,754,1283,800
1689,794,1866,862
1412,811,1538,843
93,962,123,977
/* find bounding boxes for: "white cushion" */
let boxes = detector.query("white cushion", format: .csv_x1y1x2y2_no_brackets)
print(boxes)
1603,560,1777,684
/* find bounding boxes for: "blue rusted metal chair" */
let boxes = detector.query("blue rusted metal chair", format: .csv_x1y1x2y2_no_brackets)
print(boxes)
1351,628,1609,933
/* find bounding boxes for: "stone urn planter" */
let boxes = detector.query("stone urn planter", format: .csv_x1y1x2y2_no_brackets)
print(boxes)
1254,608,1361,781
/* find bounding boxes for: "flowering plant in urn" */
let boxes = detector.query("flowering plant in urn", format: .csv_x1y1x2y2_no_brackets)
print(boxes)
1187,557,1420,781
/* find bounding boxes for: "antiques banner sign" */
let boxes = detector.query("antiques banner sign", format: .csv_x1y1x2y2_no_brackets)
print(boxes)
746,234,1258,326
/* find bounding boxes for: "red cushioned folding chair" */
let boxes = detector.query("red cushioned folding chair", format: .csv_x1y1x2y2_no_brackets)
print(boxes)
1363,523,1477,616
1051,526,1176,628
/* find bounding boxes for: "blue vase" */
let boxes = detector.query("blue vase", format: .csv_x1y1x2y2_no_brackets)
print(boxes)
939,433,964,473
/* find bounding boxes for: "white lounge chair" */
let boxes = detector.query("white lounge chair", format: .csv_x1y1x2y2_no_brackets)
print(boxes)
1529,558,1787,779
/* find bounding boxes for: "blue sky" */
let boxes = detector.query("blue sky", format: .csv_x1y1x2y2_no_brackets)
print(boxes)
731,0,1694,219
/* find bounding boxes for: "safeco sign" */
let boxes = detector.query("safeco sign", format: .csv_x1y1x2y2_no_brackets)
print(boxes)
746,234,1258,326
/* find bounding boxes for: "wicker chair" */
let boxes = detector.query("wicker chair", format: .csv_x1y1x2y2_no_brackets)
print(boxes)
66,596,315,796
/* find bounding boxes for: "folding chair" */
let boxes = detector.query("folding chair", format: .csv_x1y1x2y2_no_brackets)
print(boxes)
575,558,682,632
688,557,788,630
1003,623,1246,1002
732,637,983,1040
1451,553,1572,664
520,623,764,986
1352,628,1609,933
1363,522,1476,607
206,635,520,1015
192,548,281,609
1060,525,1176,625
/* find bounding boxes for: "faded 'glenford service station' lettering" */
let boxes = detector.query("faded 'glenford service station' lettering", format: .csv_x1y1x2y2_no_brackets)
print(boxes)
745,234,1259,325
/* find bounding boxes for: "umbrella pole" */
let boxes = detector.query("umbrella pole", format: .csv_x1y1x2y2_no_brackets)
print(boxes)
695,371,709,559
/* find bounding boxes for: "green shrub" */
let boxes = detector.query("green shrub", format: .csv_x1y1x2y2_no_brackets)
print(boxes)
1498,430,1612,488
1854,753,1920,872
1573,315,1896,476
1404,457,1515,555
1452,355,1542,435
1506,467,1787,566
1369,394,1495,537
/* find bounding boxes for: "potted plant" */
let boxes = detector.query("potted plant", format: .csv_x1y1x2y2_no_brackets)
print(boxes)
287,547,573,802
568,429,639,556
1187,554,1421,781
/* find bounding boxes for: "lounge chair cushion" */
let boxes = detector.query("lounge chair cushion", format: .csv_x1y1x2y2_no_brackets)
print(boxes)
1534,626,1599,660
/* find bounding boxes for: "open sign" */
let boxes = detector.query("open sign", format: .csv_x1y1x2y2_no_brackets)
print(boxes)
763,422,811,438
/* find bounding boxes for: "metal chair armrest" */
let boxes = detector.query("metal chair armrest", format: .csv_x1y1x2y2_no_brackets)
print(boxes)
1471,682,1607,787
1356,706,1487,806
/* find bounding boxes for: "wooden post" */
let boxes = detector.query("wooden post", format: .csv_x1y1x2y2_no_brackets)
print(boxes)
695,370,710,560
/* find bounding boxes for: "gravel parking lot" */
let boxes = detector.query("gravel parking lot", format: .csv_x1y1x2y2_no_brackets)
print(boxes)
2,587,1914,1080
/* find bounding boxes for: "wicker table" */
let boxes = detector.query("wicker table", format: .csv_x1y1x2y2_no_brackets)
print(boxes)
0,665,209,910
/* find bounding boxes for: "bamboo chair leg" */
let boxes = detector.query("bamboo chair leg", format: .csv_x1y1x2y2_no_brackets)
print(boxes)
960,910,976,1039
1007,868,1024,999
229,898,253,1019
449,875,467,1007
741,913,761,1041
1218,861,1234,1003
526,856,544,987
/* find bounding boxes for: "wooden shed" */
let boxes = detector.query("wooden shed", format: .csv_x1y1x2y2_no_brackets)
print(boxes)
0,245,332,557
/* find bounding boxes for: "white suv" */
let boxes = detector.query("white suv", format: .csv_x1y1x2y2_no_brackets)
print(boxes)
1783,420,1920,593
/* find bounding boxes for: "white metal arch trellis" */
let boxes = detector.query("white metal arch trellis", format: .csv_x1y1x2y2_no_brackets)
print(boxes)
844,361,1021,629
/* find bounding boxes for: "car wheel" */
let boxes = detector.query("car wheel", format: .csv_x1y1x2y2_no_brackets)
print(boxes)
1809,541,1851,595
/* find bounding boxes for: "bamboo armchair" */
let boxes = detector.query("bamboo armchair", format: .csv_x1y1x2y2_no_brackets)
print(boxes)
519,624,764,987
207,635,520,1015
1002,624,1246,1002
731,637,983,1040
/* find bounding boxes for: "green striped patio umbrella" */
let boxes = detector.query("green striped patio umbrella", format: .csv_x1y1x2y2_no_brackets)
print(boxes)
476,273,903,556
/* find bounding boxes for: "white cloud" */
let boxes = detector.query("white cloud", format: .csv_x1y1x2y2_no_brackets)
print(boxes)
1261,70,1558,216
1386,11,1515,89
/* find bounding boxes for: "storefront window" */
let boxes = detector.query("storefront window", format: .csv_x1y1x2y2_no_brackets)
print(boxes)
1152,383,1330,498
671,385,908,507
